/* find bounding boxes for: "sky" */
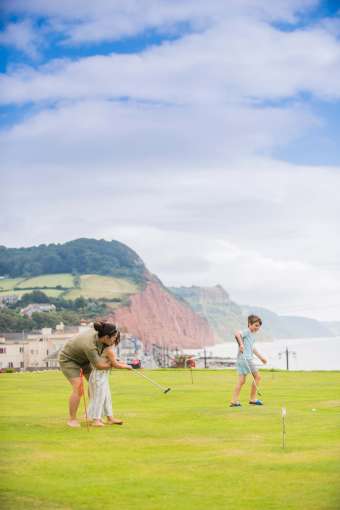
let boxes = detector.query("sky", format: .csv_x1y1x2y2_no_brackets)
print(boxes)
1,0,340,321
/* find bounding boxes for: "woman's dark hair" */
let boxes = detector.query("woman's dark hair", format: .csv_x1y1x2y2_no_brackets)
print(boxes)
94,321,120,341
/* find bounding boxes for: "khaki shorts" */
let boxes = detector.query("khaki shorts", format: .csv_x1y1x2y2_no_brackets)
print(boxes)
59,356,92,381
236,357,258,375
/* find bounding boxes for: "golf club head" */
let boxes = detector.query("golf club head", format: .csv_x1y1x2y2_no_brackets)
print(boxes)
163,387,171,394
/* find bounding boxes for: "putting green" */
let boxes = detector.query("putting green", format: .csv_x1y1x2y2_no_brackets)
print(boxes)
0,369,339,510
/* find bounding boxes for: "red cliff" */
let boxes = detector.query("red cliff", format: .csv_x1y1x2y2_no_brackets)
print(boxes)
108,281,215,348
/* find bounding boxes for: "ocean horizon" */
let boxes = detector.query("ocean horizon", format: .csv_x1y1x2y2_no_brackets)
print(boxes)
186,337,340,371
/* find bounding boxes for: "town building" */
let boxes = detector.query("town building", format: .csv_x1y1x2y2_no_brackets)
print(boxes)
0,324,87,371
0,294,18,307
20,303,57,317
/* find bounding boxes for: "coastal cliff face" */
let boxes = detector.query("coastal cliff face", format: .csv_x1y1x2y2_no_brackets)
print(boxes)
171,285,336,341
109,280,215,348
169,284,252,342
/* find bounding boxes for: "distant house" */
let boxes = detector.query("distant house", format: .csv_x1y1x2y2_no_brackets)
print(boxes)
0,325,88,371
0,294,18,306
20,303,56,318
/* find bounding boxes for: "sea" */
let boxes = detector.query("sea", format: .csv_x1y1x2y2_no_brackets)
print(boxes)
187,337,340,371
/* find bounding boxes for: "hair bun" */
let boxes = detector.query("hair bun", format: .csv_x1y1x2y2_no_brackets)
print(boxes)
94,321,119,338
93,321,104,332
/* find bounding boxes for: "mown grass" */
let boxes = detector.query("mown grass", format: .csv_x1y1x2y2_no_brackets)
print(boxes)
0,370,339,510
0,273,139,301
18,274,75,289
0,278,24,291
63,274,139,300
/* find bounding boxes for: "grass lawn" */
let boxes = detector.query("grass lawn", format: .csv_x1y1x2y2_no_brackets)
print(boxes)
0,370,339,510
18,274,74,289
0,278,25,291
63,274,140,300
0,274,139,302
0,289,65,299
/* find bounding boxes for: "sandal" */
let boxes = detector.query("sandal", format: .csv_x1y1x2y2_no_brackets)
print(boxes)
107,418,123,425
249,400,263,405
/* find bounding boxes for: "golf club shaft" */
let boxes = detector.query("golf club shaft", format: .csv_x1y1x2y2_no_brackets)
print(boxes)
132,369,168,392
243,355,262,396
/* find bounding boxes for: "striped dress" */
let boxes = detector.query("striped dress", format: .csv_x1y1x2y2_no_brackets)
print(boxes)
88,349,113,420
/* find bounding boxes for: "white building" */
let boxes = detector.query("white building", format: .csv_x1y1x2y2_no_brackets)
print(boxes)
0,324,153,371
20,303,56,317
0,324,91,371
0,337,25,369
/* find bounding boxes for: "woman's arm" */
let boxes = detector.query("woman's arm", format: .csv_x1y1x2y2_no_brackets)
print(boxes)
105,348,132,369
94,359,112,370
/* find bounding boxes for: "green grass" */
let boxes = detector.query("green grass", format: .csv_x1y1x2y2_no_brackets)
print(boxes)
0,288,65,299
0,273,140,301
0,370,339,510
63,274,139,300
18,274,74,289
0,278,25,291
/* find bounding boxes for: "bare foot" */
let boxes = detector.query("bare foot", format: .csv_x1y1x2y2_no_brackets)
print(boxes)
92,420,105,427
107,417,123,425
67,420,80,428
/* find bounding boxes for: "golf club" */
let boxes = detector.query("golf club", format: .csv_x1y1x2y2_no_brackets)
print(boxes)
79,368,90,431
242,355,262,397
131,369,171,394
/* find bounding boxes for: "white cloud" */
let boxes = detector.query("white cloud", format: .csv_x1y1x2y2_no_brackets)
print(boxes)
1,97,340,320
0,99,315,171
1,0,340,322
2,1,318,44
0,19,41,58
1,15,340,108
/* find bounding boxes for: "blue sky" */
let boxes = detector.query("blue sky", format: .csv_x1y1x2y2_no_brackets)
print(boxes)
1,1,340,165
1,1,340,320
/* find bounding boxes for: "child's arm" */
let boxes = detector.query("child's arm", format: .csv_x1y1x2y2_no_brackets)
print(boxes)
105,348,132,370
253,348,267,364
234,331,244,353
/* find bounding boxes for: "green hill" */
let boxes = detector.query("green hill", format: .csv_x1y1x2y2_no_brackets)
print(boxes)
0,273,139,302
0,240,144,332
0,238,145,281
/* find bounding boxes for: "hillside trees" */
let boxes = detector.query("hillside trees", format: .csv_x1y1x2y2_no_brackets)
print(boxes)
0,238,145,280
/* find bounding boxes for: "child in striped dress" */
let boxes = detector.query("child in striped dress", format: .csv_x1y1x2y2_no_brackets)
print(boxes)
88,331,131,427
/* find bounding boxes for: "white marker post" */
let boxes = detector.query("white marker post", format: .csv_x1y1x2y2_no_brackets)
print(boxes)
281,407,287,449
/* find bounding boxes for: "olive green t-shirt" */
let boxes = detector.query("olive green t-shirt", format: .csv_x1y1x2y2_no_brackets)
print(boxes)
60,329,105,367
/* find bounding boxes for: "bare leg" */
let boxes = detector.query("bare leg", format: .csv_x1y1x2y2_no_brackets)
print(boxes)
67,377,82,427
231,374,246,403
250,372,261,401
92,419,105,427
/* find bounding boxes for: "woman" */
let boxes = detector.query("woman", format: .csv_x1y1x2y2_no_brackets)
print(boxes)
59,321,131,427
